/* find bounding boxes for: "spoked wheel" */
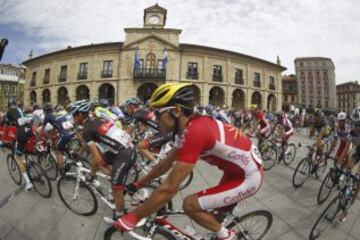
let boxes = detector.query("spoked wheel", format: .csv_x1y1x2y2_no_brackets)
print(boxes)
260,145,277,171
38,152,58,181
315,156,331,179
309,196,341,240
292,157,312,188
6,154,22,185
27,158,52,198
317,170,336,205
227,210,273,240
103,226,176,240
283,143,296,165
57,175,98,216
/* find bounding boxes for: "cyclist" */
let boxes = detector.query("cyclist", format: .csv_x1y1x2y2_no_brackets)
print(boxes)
70,100,137,222
313,110,332,167
38,103,75,175
5,101,33,191
115,83,263,240
251,104,270,146
123,97,142,131
271,110,294,153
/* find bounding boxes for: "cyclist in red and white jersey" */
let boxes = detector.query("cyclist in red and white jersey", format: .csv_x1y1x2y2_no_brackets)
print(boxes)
251,105,270,145
115,83,264,240
271,111,294,149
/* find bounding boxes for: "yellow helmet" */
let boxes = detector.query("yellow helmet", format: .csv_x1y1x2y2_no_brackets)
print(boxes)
250,104,258,110
150,83,194,108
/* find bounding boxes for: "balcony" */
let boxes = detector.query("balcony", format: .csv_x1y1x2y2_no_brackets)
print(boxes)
253,81,261,88
269,84,276,90
58,74,67,82
134,68,166,80
101,70,113,78
212,75,223,82
186,72,198,80
78,72,88,80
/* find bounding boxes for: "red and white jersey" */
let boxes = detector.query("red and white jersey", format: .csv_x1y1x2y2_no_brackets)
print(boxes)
254,112,269,130
174,116,262,178
279,114,294,134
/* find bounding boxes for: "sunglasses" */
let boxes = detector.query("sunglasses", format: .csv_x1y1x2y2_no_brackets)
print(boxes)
154,107,175,119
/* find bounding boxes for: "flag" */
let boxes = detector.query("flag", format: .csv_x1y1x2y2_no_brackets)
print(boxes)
134,48,141,72
163,48,168,69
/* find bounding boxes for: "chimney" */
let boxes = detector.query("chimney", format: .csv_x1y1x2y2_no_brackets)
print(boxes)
276,55,281,65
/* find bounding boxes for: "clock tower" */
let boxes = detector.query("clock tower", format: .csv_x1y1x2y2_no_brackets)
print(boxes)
143,4,167,28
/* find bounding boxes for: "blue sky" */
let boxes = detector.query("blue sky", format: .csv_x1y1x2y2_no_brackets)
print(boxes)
1,0,360,83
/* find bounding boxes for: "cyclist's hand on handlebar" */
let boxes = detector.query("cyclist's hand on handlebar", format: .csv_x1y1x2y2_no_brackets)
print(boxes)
114,212,139,232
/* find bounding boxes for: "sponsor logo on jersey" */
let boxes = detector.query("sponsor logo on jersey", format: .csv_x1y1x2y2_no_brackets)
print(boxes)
227,151,250,165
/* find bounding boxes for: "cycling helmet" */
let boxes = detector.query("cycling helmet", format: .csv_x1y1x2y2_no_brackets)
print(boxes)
43,103,53,113
337,112,347,121
99,99,110,108
68,100,91,115
125,97,141,106
150,83,194,109
250,104,257,110
351,107,360,124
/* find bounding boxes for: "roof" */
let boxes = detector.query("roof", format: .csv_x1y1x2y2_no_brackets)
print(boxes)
144,4,167,12
336,81,360,87
294,57,333,62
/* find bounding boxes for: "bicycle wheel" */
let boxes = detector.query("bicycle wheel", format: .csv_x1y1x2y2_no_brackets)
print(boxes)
260,145,277,171
226,210,273,240
317,171,335,205
104,225,176,240
315,156,331,179
6,154,22,185
309,196,341,240
179,170,193,190
27,159,52,198
57,175,98,216
38,152,58,181
292,157,312,188
283,143,296,165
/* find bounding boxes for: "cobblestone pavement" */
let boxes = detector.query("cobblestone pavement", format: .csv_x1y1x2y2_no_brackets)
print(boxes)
0,129,359,240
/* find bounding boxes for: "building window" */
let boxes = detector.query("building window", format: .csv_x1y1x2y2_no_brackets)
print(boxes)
59,66,67,82
78,62,88,80
253,72,261,87
269,76,275,90
187,62,198,80
43,69,50,85
235,69,243,85
212,65,223,82
102,60,113,78
31,72,37,86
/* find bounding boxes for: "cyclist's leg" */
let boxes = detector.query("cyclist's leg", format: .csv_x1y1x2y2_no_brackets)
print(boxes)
57,134,72,173
14,126,32,189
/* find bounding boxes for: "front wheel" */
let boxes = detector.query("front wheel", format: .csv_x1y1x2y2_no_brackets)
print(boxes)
6,154,22,185
38,152,58,181
27,159,52,198
309,196,341,240
292,157,311,188
104,226,176,240
57,175,98,216
227,210,273,240
283,143,296,165
260,145,277,171
317,171,335,205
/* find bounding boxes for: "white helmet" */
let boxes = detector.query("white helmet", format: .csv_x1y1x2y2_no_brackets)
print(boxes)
351,107,360,123
337,112,347,121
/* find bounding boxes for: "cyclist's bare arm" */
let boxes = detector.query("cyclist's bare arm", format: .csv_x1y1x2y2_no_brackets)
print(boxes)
137,147,177,185
134,161,194,219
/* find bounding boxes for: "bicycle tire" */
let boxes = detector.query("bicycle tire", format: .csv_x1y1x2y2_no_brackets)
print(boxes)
261,145,277,171
309,196,341,240
27,160,52,198
104,225,177,240
292,157,311,188
226,210,273,240
38,152,58,181
315,156,331,179
317,171,335,205
283,143,296,165
6,154,22,185
57,175,98,216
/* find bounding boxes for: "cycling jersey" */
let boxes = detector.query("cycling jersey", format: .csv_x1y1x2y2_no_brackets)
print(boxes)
174,116,263,210
334,124,351,141
278,114,294,138
254,112,270,134
82,117,136,188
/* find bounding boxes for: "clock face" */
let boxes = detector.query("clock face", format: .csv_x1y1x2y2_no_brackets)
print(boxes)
149,15,160,24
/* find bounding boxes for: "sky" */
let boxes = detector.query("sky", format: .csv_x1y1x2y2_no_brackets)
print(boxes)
0,0,359,83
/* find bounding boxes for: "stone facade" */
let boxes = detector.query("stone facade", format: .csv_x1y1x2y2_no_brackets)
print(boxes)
336,81,360,115
23,4,286,111
282,74,298,106
294,57,336,109
0,64,25,109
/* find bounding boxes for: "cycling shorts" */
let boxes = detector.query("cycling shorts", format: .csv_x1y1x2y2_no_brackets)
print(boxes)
57,131,75,152
196,166,263,210
15,124,33,156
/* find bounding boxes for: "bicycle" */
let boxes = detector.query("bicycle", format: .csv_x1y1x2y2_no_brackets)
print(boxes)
292,145,333,188
309,170,360,240
104,201,273,240
6,142,52,198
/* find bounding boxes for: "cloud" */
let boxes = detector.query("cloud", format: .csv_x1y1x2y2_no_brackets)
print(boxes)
0,0,359,83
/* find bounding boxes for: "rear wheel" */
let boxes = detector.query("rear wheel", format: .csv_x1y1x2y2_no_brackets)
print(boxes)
283,143,296,165
317,171,335,205
227,210,273,240
38,152,58,181
27,158,52,198
6,154,22,185
292,157,311,188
